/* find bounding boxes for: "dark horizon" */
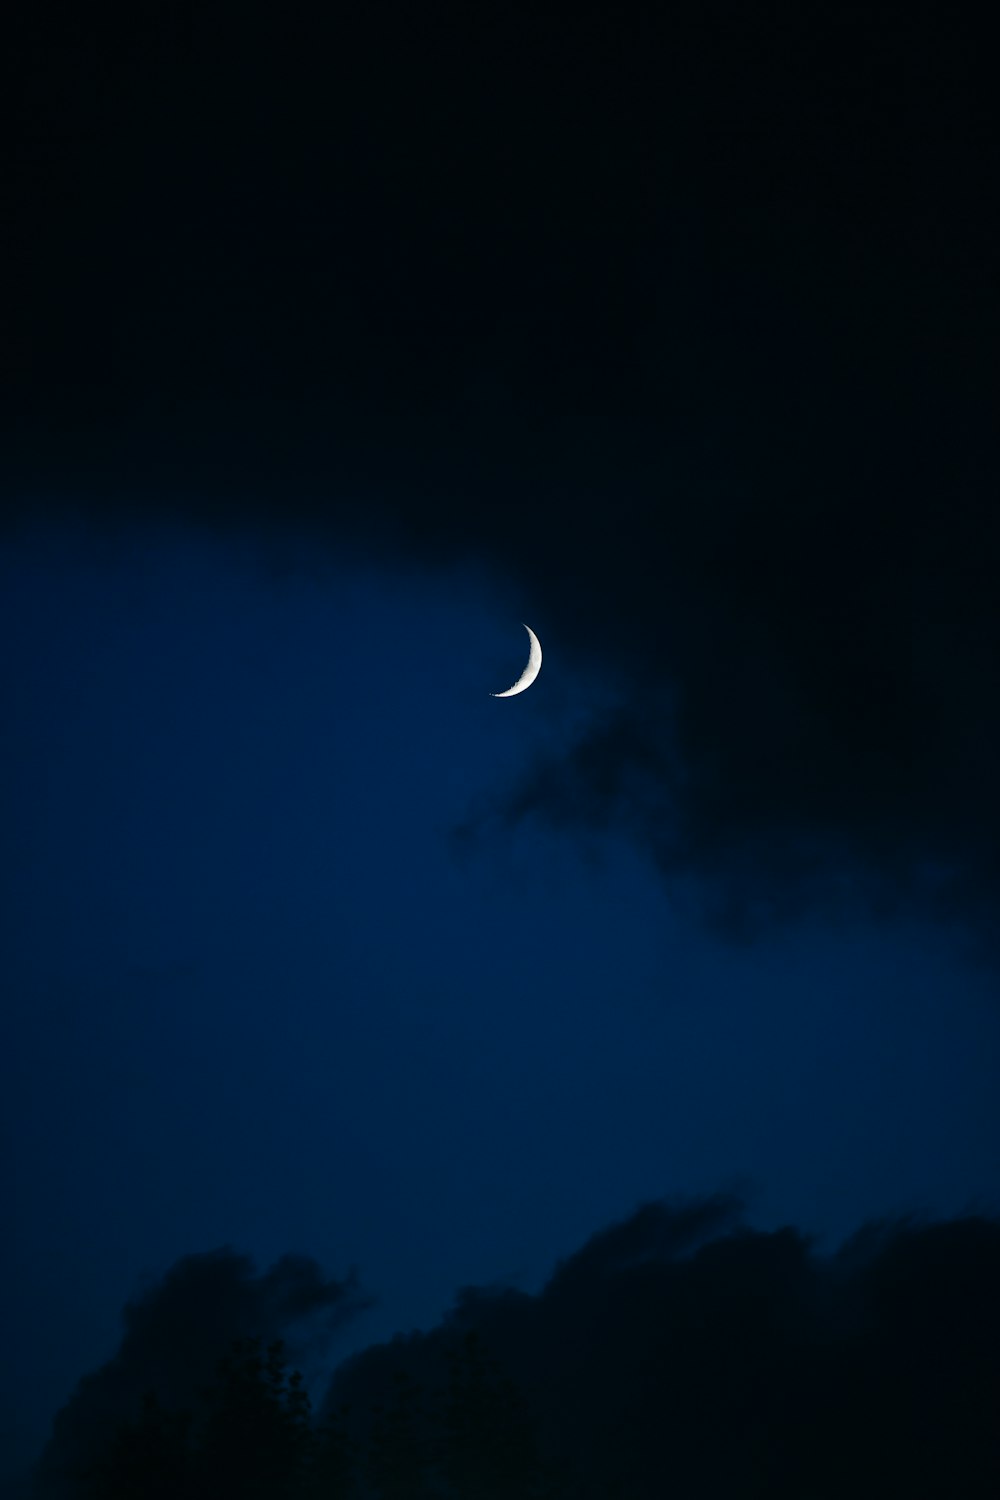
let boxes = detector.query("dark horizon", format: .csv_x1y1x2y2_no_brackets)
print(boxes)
29,1196,1000,1498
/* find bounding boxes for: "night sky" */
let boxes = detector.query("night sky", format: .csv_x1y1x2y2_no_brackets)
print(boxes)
4,3,1000,1494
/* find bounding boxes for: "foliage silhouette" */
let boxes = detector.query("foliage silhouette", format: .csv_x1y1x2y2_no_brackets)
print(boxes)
193,1338,313,1500
47,1210,1000,1500
77,1338,314,1500
307,1402,359,1499
441,1331,558,1499
365,1369,438,1500
78,1393,191,1500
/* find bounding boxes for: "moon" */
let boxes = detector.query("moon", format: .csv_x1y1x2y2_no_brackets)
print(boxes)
491,624,542,697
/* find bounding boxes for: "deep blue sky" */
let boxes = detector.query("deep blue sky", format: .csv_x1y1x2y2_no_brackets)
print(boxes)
3,516,998,1481
5,5,1000,1490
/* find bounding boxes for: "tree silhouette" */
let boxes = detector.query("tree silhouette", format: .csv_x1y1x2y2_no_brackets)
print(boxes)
366,1368,438,1500
192,1337,313,1500
78,1392,192,1500
308,1401,359,1499
441,1331,561,1499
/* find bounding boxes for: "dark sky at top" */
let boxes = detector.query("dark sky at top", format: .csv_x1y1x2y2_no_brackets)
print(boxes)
3,2,999,1490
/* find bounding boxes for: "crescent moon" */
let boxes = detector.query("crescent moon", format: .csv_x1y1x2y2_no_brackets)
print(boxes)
491,624,542,697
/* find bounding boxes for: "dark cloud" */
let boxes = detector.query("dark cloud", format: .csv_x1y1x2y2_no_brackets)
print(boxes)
32,1249,370,1497
320,1197,1000,1498
6,5,999,943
